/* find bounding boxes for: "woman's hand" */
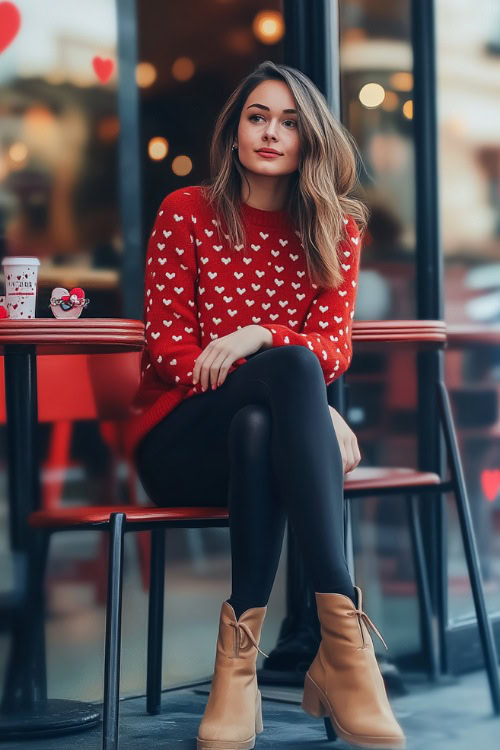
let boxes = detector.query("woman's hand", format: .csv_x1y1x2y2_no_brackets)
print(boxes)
328,406,361,475
192,325,265,391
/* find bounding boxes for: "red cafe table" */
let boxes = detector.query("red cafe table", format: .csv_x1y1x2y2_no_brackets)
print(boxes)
0,318,144,739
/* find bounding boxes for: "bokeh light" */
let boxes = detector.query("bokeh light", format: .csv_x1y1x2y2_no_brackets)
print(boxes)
252,10,284,45
381,91,399,112
148,137,168,160
97,116,120,142
136,62,157,88
402,99,413,119
359,83,386,109
171,57,195,82
172,155,192,176
389,72,413,92
9,141,28,164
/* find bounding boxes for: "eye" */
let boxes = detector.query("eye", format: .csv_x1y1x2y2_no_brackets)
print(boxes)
249,114,297,128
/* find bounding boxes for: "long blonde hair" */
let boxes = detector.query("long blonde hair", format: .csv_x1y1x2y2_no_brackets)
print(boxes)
200,60,369,289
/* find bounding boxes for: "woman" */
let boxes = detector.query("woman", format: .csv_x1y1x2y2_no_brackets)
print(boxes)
126,61,406,750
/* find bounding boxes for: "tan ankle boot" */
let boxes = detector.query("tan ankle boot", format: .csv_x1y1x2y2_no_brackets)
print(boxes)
196,601,268,750
301,587,406,750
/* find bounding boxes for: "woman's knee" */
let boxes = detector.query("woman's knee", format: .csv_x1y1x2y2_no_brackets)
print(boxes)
259,345,324,386
228,404,272,461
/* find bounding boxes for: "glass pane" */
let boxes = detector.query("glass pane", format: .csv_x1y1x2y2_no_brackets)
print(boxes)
340,0,421,658
436,0,500,619
0,0,123,318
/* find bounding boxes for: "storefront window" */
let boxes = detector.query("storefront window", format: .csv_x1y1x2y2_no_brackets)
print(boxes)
0,0,122,318
436,0,500,619
339,0,421,659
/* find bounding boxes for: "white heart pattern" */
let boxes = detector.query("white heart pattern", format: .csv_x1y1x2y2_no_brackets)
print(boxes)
138,191,360,410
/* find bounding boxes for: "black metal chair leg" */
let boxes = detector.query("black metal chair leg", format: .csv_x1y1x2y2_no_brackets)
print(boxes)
406,494,440,681
146,529,166,715
436,379,500,714
102,513,126,750
324,716,337,741
344,501,355,581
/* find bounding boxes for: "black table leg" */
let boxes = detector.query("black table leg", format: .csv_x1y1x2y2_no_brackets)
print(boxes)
0,345,100,738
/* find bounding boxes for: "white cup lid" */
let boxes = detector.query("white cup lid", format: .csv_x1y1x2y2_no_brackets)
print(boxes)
2,257,40,266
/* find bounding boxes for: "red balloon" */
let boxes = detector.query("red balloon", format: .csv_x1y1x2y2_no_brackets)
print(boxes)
0,2,21,54
92,56,114,83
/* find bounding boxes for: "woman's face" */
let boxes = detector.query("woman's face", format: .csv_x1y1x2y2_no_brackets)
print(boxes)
236,79,301,177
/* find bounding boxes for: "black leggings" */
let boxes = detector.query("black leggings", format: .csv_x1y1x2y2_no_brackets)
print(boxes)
135,345,355,618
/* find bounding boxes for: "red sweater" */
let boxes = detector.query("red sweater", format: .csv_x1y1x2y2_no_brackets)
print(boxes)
124,185,362,461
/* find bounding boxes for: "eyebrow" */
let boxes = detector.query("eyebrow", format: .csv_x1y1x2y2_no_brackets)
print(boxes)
246,103,297,114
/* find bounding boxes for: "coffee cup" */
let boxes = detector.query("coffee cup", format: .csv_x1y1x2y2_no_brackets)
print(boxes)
2,257,40,319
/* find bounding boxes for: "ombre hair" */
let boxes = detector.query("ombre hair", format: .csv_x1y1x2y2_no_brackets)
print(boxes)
200,60,369,289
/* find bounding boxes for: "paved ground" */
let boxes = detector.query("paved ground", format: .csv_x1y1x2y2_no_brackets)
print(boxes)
1,668,498,749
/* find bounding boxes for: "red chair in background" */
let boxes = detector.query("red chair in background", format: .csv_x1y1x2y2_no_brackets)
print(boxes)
0,351,151,597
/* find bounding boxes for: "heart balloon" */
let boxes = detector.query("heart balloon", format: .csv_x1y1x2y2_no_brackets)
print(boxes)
0,2,21,54
481,469,500,503
92,56,114,83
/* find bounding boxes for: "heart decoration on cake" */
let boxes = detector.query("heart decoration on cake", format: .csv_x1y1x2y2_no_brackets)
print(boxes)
49,287,90,319
0,2,21,55
92,56,114,83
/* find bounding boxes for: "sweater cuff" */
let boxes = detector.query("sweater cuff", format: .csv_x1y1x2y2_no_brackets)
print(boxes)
258,324,287,349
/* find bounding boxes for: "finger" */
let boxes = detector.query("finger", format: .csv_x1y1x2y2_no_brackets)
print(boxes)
216,356,232,387
339,443,347,474
344,441,355,474
200,349,218,390
201,347,226,390
353,439,361,468
196,344,216,390
209,350,228,388
193,347,210,385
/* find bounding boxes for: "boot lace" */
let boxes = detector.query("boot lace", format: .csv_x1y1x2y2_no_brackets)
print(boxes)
229,621,269,658
347,608,388,651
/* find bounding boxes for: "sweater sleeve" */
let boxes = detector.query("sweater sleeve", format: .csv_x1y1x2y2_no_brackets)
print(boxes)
258,214,362,386
144,192,245,395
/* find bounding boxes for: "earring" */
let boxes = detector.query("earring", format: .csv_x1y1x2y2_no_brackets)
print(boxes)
232,143,237,150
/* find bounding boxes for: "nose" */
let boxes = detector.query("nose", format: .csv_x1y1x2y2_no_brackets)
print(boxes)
264,121,278,141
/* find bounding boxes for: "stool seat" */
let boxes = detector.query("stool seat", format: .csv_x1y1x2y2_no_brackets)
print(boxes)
29,505,229,529
345,466,441,491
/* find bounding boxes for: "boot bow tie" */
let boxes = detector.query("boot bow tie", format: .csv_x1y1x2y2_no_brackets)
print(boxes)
229,621,269,658
347,608,388,651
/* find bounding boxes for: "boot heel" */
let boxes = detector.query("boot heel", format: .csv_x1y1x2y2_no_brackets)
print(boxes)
301,673,328,718
255,689,264,734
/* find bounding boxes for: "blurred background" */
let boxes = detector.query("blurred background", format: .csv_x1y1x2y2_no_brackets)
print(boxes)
0,0,499,702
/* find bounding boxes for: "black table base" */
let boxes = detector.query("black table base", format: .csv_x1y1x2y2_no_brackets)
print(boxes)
0,700,100,740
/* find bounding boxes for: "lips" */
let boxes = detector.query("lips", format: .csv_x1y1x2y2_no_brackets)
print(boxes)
256,149,282,155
